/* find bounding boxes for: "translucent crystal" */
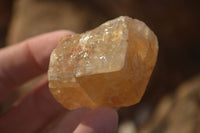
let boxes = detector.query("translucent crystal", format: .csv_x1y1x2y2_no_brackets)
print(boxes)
48,16,158,109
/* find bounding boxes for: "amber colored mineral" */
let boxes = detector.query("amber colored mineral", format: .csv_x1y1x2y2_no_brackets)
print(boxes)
48,16,158,110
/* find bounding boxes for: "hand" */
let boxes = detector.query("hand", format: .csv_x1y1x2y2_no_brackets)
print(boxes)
0,31,118,133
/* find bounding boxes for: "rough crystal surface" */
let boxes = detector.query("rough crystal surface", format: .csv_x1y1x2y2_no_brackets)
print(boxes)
48,16,158,109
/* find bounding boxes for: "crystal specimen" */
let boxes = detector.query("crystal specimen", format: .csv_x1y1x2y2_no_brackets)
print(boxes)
48,16,158,110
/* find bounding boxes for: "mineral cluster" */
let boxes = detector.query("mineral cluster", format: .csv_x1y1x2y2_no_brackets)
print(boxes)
48,16,158,109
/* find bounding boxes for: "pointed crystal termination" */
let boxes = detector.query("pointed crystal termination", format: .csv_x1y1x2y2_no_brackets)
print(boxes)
48,16,158,110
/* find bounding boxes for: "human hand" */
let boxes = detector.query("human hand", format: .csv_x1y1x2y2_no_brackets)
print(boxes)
0,31,118,133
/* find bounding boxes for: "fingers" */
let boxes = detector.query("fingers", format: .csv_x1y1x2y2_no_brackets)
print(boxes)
0,78,118,133
47,108,91,133
73,107,118,133
0,30,73,101
47,107,118,133
0,79,65,133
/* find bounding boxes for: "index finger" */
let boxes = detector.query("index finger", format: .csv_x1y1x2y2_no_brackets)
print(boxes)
0,30,73,101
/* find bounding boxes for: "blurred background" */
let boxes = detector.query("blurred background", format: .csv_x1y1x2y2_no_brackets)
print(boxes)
0,0,200,132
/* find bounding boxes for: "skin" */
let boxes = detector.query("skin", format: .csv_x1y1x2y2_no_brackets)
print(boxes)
0,30,118,133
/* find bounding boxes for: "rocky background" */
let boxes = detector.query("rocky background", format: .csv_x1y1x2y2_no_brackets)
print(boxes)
0,0,200,132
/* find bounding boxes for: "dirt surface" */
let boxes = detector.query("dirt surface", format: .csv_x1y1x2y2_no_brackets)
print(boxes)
138,74,200,133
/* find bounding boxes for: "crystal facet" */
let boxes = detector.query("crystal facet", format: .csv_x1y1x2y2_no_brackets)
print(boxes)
48,16,158,109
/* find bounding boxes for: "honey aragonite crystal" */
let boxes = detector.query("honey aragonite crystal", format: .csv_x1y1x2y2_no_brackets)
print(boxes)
48,16,158,110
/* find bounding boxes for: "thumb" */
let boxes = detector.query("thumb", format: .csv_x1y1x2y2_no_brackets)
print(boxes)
74,107,118,133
